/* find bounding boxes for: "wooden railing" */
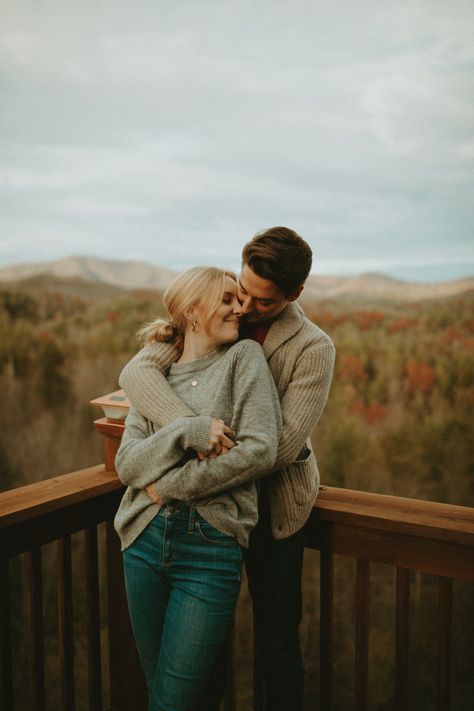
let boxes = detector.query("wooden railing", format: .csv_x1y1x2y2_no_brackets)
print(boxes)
1,418,473,711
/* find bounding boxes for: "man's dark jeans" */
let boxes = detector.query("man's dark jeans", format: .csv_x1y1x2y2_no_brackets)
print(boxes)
246,493,305,711
194,493,305,711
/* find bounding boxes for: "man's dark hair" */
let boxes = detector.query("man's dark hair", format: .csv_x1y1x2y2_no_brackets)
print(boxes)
242,226,313,297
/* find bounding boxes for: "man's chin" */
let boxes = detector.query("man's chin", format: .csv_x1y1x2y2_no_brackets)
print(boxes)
242,315,269,326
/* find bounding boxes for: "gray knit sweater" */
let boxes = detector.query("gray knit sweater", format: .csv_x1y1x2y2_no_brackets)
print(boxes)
114,339,282,550
119,302,335,539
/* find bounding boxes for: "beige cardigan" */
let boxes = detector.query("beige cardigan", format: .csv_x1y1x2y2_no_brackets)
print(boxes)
119,302,335,539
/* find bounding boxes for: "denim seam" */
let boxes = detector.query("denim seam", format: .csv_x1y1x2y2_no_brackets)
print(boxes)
188,507,196,533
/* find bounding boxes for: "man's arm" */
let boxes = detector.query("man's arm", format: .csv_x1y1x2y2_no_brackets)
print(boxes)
119,341,195,424
272,338,335,471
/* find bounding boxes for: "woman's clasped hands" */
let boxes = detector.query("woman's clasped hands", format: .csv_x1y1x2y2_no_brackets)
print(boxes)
145,417,235,505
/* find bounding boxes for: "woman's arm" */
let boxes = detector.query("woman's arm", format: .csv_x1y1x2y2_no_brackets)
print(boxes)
115,406,211,488
150,341,282,504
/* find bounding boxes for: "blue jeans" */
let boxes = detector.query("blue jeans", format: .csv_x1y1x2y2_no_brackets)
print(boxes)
123,505,243,711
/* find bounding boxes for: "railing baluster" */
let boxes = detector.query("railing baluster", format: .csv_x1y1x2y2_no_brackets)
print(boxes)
85,527,102,711
105,521,147,711
320,550,334,711
355,559,370,711
26,548,45,711
395,567,410,711
253,616,264,711
0,556,13,711
437,576,453,711
57,536,75,711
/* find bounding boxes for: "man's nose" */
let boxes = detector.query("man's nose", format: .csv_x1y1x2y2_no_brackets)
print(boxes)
240,296,253,314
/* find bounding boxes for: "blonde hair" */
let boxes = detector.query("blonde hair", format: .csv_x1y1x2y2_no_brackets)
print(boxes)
138,266,237,348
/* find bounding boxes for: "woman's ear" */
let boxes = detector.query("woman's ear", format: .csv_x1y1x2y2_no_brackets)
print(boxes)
183,306,195,322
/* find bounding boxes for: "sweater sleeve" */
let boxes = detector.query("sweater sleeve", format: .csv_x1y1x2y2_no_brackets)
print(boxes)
154,342,283,503
273,337,335,471
119,341,195,424
115,406,211,489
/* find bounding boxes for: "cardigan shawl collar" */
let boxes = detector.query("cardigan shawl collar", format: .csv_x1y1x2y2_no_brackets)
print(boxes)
262,302,305,360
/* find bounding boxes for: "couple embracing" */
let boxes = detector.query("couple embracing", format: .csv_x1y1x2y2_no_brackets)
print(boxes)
114,227,335,711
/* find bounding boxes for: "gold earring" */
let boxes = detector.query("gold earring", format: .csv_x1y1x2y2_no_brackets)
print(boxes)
191,319,197,331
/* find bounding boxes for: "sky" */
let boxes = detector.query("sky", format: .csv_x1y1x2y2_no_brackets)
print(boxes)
1,0,473,282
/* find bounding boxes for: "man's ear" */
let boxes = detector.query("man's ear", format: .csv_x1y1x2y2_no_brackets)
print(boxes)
287,284,304,302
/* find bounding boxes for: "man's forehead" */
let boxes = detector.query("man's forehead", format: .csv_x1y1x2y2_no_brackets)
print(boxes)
238,264,284,299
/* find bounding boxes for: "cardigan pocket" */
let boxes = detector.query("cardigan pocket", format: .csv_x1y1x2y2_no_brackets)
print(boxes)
284,449,319,506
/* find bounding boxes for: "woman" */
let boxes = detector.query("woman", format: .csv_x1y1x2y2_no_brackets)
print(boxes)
114,266,282,711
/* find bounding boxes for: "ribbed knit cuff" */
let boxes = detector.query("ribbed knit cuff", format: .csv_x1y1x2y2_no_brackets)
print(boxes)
183,416,212,452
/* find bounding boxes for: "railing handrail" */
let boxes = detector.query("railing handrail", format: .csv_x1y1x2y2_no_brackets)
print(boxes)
0,465,120,530
2,466,473,546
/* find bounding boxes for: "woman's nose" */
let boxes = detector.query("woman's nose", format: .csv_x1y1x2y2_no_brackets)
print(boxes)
233,299,242,315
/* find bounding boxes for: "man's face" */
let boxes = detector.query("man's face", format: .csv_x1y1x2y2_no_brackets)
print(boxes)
237,263,290,325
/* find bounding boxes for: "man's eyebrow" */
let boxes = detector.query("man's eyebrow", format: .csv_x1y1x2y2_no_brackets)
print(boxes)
238,279,247,292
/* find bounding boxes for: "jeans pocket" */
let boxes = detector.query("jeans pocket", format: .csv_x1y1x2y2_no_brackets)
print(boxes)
197,521,236,546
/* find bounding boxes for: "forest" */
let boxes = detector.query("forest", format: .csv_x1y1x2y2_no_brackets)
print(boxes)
1,276,473,710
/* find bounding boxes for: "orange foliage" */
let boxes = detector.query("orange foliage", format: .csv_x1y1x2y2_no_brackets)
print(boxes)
338,354,368,382
405,361,436,392
441,326,463,345
348,399,388,425
310,310,347,328
37,330,52,343
353,310,385,330
106,310,121,323
389,318,417,334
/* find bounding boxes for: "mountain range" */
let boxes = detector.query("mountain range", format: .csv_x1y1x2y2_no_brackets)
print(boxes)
0,255,472,303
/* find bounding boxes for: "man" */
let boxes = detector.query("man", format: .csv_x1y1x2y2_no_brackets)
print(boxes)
119,227,335,710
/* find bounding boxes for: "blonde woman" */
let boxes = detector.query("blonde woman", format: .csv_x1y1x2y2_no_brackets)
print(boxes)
114,266,282,711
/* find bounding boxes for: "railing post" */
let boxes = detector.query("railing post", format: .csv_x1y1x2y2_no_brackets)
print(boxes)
93,418,125,472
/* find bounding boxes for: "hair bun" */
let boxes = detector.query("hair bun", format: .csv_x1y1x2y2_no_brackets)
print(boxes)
137,318,181,345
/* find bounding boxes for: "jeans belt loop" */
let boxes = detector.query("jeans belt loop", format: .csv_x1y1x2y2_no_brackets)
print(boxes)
188,507,196,533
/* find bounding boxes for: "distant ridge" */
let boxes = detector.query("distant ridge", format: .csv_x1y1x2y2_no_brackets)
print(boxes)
302,272,474,303
0,256,472,303
0,255,176,292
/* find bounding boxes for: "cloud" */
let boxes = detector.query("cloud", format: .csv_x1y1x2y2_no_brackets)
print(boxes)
0,1,473,280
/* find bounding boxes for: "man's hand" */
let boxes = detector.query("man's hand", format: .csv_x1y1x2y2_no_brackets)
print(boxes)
146,483,164,507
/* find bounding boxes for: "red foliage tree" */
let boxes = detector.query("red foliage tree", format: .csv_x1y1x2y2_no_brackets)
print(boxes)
405,361,436,393
348,399,388,425
338,353,368,382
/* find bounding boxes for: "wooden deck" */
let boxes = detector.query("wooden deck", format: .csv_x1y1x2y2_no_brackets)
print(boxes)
1,419,473,710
